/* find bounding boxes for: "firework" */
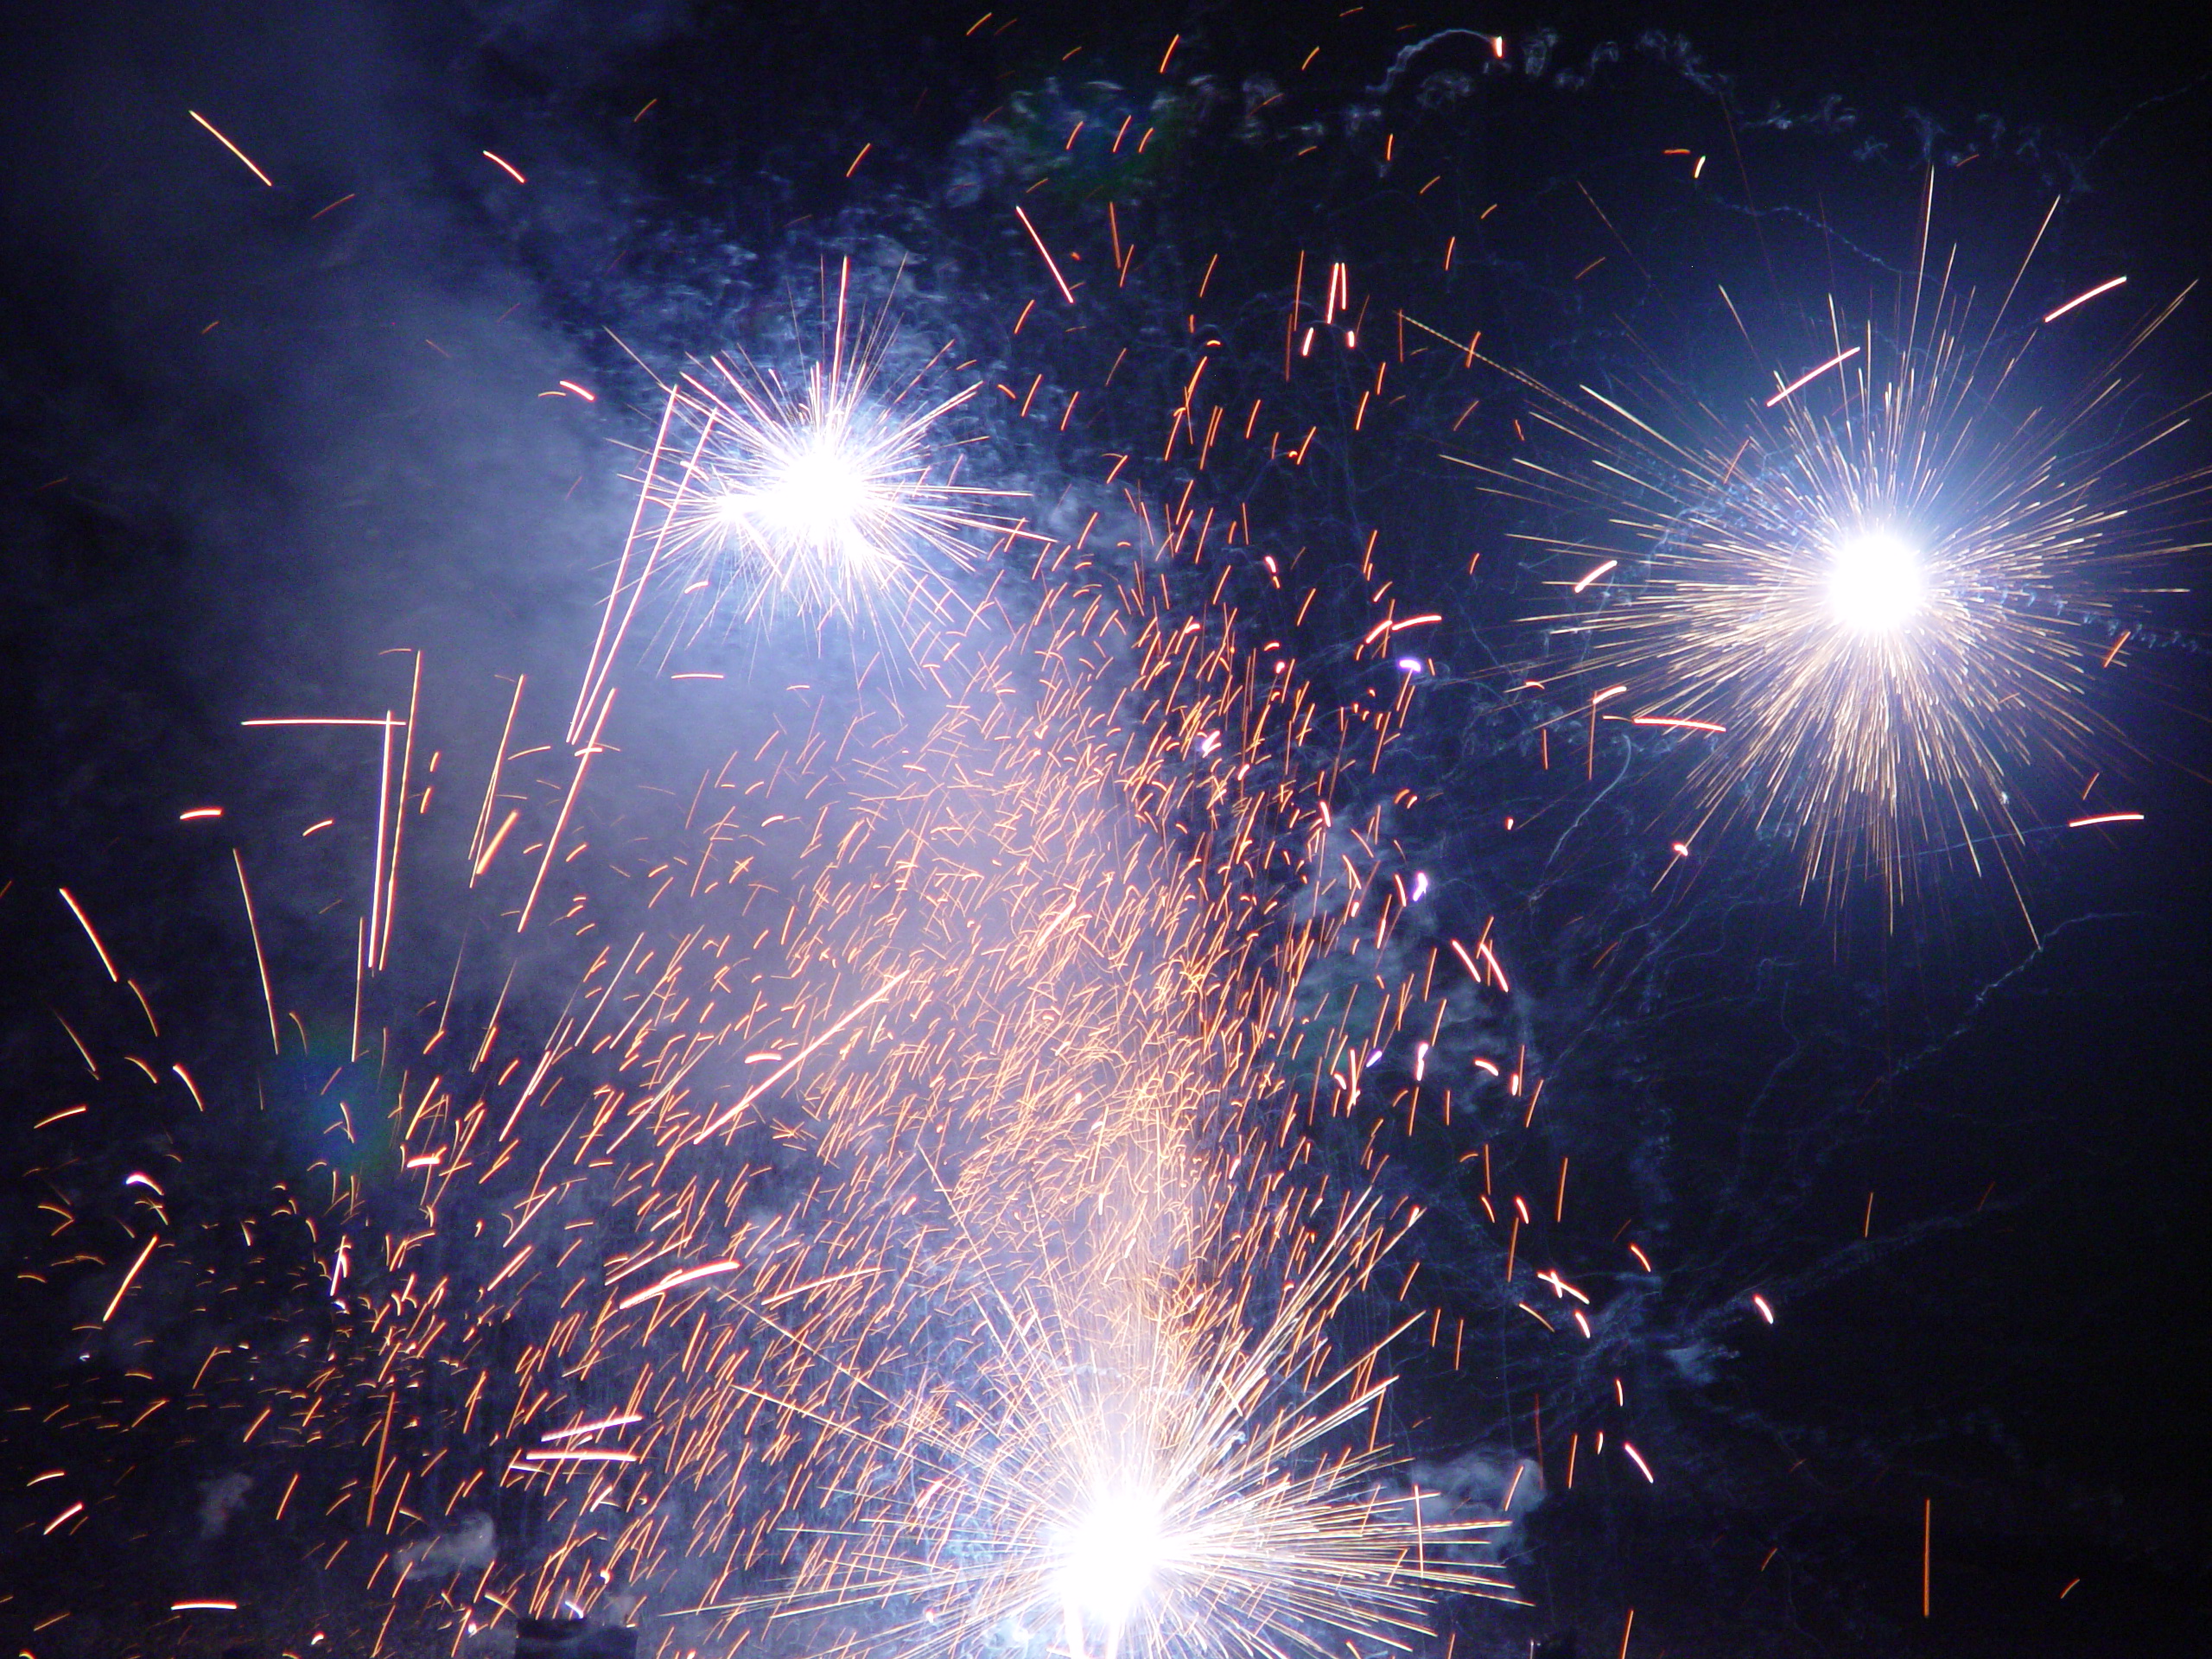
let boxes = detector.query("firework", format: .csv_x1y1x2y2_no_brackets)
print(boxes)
650,346,991,626
19,20,2212,1659
1458,186,2202,904
568,261,1018,755
708,1183,1521,1659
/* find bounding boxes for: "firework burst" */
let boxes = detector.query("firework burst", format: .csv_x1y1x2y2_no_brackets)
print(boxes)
1459,188,2205,906
715,1185,1520,1659
567,262,1018,747
652,347,994,628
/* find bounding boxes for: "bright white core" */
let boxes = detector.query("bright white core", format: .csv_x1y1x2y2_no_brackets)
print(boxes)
1825,529,1925,633
1056,1489,1169,1626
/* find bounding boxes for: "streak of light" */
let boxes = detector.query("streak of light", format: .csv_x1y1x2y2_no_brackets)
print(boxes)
57,887,118,981
233,849,280,1053
100,1232,160,1324
540,1414,645,1442
517,1449,641,1465
1923,1499,1933,1617
687,970,912,1144
1014,205,1078,304
1764,346,1861,408
188,111,274,186
613,1260,747,1310
2042,275,2126,323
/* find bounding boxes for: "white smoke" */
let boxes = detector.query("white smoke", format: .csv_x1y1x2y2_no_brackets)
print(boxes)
396,1510,498,1580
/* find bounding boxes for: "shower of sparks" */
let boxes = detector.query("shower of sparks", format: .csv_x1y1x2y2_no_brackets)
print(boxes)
480,538,1515,1654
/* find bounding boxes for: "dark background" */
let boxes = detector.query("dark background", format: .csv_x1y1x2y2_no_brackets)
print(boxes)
1,3,2207,1654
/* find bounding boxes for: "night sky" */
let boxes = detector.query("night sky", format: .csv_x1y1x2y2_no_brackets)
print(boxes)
3,4,2209,1656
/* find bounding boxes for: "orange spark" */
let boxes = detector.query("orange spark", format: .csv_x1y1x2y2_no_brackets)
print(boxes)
188,111,275,186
